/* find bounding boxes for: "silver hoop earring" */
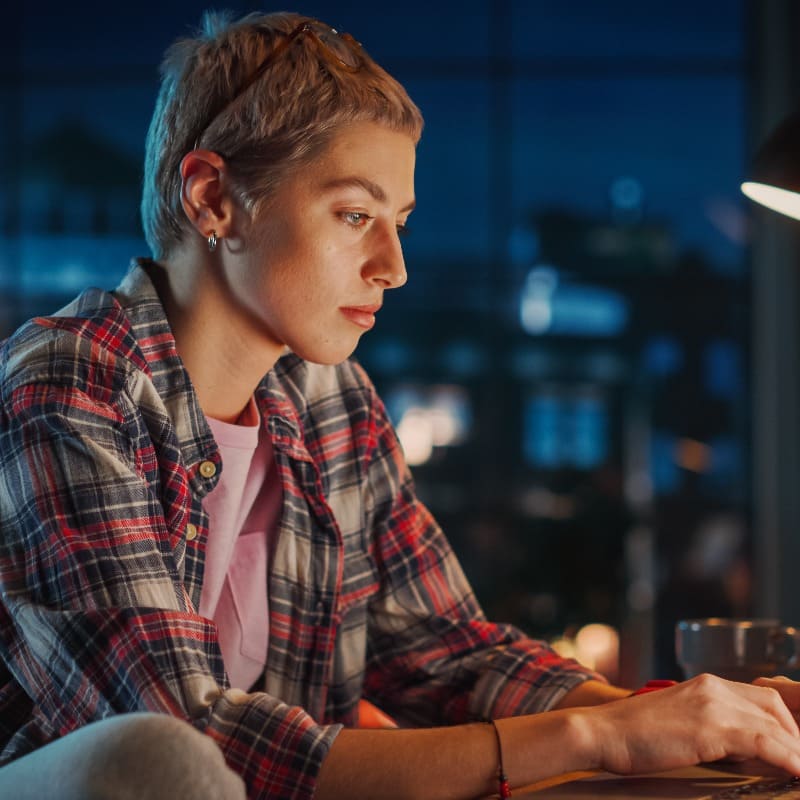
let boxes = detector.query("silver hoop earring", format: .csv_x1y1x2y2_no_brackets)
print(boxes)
207,231,218,253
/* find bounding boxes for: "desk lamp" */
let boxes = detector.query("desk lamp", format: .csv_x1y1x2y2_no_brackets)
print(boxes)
741,109,800,220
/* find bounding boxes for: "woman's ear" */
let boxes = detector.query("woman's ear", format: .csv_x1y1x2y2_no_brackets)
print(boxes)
179,150,235,240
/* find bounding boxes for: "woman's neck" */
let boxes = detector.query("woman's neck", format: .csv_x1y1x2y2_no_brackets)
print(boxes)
150,255,282,423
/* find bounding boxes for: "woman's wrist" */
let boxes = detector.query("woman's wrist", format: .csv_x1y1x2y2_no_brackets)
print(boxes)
547,684,671,772
497,707,606,786
562,706,608,772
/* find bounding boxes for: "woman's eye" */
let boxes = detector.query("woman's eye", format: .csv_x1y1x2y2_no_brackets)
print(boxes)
397,223,411,238
342,211,370,227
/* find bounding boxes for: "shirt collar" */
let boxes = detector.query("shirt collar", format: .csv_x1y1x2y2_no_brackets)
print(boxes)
115,259,219,489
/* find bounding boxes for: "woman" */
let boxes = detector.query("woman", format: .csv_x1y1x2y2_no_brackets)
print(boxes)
1,10,800,800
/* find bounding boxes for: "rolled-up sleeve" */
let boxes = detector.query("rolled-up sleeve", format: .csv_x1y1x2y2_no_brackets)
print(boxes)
358,370,601,725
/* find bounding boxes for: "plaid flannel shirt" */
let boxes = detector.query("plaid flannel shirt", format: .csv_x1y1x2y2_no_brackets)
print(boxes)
0,262,598,798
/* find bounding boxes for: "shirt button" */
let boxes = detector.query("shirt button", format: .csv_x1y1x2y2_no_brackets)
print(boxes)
186,523,198,541
198,460,217,478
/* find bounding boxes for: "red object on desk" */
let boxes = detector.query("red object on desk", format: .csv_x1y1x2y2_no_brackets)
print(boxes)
631,679,678,696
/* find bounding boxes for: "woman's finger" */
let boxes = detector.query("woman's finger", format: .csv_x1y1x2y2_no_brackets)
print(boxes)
724,680,800,737
723,716,800,776
754,677,800,713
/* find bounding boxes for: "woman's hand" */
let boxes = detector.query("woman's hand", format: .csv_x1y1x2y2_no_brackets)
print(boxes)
579,673,800,776
753,676,800,724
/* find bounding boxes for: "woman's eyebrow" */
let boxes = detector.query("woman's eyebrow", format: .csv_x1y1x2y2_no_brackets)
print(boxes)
320,176,416,212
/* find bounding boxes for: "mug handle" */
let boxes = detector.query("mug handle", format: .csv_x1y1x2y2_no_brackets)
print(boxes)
768,626,800,669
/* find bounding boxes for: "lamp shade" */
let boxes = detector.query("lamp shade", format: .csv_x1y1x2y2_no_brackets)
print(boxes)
741,109,800,220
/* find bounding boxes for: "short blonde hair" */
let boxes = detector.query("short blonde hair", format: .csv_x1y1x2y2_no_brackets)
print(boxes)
141,11,424,258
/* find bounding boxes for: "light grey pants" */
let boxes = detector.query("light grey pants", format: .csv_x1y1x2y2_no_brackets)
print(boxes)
0,713,247,800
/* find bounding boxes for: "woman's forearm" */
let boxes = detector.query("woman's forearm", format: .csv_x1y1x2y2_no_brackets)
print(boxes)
314,712,591,800
315,675,800,799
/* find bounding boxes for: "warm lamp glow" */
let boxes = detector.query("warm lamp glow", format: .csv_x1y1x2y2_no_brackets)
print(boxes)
741,181,800,222
552,624,620,682
741,109,800,220
575,623,620,680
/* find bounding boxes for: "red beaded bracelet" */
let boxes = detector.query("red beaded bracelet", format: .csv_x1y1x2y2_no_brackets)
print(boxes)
487,719,512,798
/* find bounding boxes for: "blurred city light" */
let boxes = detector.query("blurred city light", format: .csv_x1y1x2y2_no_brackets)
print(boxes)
609,175,644,224
389,385,472,466
520,265,629,337
675,437,712,473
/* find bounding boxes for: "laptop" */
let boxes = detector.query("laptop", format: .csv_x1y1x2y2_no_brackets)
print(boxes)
516,763,800,799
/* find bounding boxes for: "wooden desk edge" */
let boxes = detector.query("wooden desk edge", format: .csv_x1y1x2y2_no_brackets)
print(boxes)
518,770,599,793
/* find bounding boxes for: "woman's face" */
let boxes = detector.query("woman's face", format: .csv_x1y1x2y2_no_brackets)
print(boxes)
220,120,416,366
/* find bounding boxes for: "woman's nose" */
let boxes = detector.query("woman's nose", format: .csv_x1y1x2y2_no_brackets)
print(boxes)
362,222,407,289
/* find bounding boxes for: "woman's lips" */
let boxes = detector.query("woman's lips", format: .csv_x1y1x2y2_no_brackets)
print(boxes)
340,304,381,330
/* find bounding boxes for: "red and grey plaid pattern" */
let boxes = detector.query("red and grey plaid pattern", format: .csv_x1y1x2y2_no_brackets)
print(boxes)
0,261,597,798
